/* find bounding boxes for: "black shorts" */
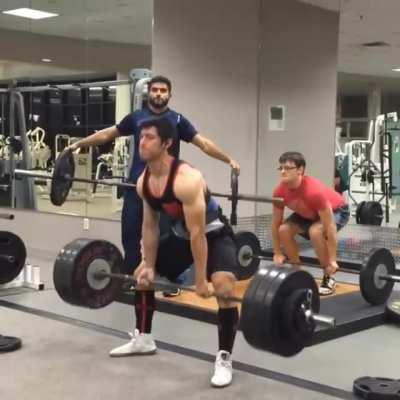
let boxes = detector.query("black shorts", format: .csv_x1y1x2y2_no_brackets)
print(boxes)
285,205,350,240
154,228,240,282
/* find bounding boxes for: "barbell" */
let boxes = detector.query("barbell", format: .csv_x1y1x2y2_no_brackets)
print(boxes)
53,237,335,357
0,231,27,285
0,229,26,353
13,150,284,219
234,231,399,306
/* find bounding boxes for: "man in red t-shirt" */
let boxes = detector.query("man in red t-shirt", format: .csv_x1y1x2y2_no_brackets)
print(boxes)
272,152,349,295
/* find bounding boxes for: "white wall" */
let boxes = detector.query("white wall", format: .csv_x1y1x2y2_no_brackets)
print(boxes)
153,0,339,216
0,208,122,254
153,0,260,216
257,0,339,214
0,28,151,76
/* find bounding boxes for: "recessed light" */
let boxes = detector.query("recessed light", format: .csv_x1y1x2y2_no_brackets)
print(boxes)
2,8,58,20
41,58,52,63
392,68,400,72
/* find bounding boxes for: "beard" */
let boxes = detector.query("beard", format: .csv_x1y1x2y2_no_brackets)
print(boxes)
148,95,169,110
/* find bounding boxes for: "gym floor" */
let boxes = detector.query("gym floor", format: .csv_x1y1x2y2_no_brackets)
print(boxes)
1,249,399,400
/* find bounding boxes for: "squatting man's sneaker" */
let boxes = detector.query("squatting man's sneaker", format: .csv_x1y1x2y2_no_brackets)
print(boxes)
319,275,336,296
109,329,157,357
211,350,233,387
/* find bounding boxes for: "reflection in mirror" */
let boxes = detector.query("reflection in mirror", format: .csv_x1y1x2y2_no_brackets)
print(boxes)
335,1,400,226
0,0,152,220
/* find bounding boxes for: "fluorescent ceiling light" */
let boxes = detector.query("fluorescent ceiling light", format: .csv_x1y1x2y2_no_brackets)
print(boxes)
41,58,52,63
2,8,58,20
392,68,400,72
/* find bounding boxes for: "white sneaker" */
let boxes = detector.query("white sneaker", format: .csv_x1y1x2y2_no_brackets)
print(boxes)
319,275,337,296
109,329,157,357
211,350,233,388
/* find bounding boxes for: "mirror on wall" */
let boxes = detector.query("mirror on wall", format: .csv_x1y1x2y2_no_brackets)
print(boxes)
0,0,153,220
334,0,400,224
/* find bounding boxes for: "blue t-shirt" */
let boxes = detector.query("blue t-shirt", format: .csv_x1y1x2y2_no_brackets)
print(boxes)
117,108,198,183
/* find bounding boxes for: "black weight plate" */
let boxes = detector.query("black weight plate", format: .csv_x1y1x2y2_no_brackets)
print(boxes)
385,299,400,324
363,202,383,226
357,201,383,226
53,238,89,307
50,149,75,206
54,238,123,308
230,170,238,225
369,202,383,226
353,376,400,399
241,266,284,348
0,335,22,353
264,268,319,356
242,265,319,357
360,248,395,306
356,201,365,224
0,231,27,284
235,231,261,280
282,288,316,348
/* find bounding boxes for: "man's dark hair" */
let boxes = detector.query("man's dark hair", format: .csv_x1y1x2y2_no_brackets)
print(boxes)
148,75,172,92
139,117,177,144
278,151,306,169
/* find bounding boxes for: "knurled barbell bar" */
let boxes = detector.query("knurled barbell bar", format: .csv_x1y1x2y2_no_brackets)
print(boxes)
53,237,335,357
234,231,399,306
13,150,283,214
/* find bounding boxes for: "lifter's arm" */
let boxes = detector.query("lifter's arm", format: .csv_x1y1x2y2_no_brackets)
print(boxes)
175,168,212,298
135,174,160,285
69,126,120,150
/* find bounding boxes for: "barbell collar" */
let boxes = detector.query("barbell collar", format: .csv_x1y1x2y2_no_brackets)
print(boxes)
312,314,336,328
0,255,16,263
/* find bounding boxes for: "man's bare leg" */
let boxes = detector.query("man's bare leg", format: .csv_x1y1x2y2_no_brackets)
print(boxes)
278,223,304,266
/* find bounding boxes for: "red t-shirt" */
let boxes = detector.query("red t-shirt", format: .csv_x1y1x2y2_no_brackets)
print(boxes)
273,175,346,220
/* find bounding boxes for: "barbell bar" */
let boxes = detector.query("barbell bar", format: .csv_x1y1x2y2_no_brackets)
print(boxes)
13,150,284,212
93,270,335,328
53,237,336,357
234,231,398,306
14,168,284,205
14,168,137,190
244,252,400,281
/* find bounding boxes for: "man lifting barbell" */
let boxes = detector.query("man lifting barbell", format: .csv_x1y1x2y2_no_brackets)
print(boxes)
109,117,240,388
66,75,240,285
272,152,350,296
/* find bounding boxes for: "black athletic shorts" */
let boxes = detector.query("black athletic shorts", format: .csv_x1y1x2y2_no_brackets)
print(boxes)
285,205,350,240
154,225,240,282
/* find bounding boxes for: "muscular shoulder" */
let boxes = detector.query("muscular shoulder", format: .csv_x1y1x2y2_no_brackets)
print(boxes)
136,172,145,199
174,164,205,203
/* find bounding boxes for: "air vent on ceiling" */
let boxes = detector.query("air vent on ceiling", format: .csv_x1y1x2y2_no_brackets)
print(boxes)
362,41,390,47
